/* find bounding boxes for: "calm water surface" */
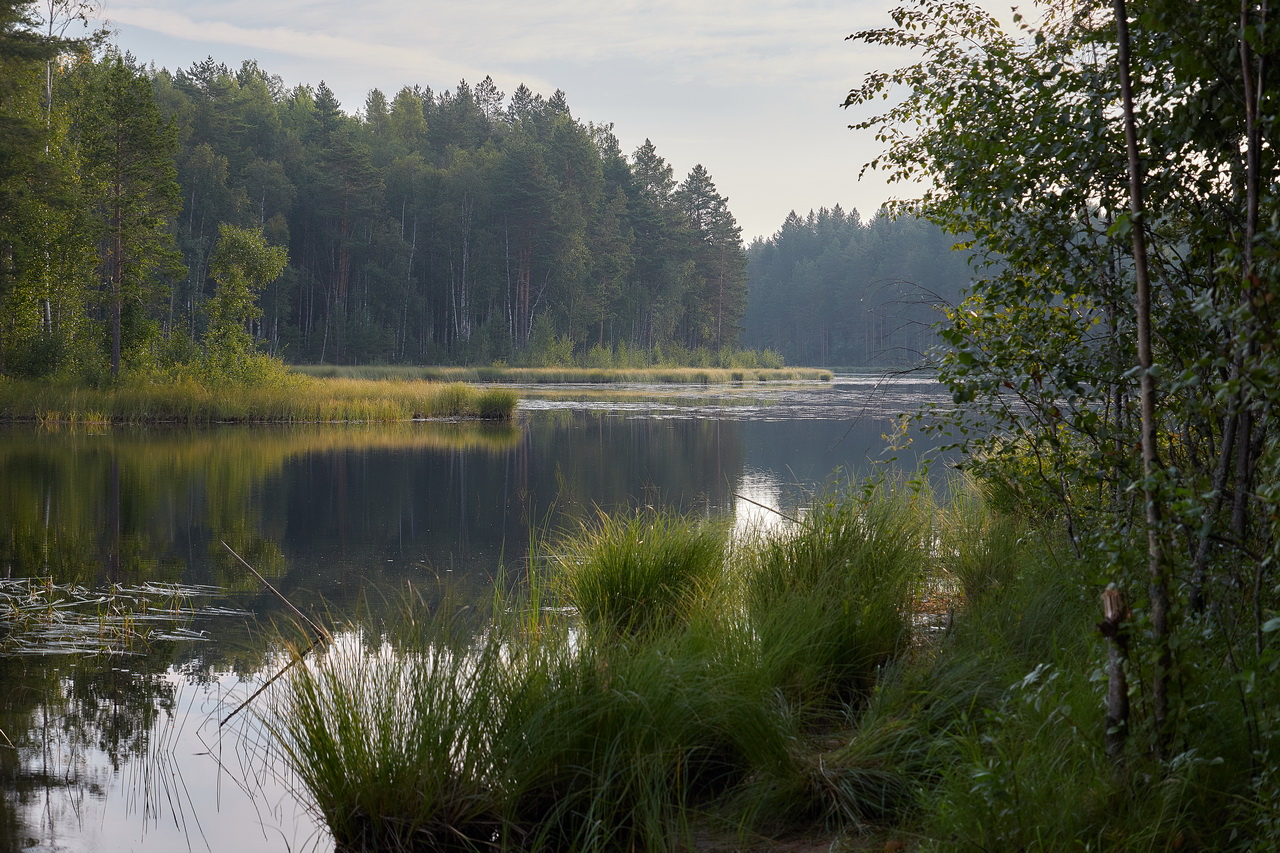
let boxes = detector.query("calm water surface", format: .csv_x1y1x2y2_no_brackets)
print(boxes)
0,376,949,853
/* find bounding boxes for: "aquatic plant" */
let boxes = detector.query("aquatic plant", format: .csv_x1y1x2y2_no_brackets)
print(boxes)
0,578,245,655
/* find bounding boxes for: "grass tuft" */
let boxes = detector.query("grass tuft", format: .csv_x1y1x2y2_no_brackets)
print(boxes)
744,490,924,714
551,509,726,637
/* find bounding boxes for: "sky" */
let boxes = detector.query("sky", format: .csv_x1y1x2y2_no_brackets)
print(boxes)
95,0,923,243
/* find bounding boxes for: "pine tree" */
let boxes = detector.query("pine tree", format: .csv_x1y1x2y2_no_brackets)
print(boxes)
74,52,184,376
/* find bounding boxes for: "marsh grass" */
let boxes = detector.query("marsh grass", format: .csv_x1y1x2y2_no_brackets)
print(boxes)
271,629,508,852
267,492,939,852
292,364,833,384
935,480,1026,604
499,621,796,852
270,483,1267,852
550,510,727,637
745,490,925,714
0,376,517,423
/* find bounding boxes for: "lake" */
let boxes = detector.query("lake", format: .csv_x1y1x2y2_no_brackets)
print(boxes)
0,375,950,853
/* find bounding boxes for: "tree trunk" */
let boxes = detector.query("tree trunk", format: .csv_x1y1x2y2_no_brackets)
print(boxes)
111,179,123,378
1115,0,1171,754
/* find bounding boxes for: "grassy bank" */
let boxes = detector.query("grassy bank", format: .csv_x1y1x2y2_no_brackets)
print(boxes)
268,493,925,851
0,376,517,424
292,364,834,384
263,481,1280,851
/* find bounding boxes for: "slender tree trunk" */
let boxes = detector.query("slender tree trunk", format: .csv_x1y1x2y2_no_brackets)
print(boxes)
1115,0,1171,753
111,180,123,378
1190,407,1238,613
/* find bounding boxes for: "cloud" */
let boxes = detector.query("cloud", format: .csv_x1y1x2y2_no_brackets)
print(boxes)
104,0,883,91
102,2,550,91
99,0,906,239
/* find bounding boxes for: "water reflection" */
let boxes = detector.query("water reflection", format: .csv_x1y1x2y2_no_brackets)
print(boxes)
0,378,949,852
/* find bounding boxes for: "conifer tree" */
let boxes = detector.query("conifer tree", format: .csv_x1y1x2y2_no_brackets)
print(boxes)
74,52,184,376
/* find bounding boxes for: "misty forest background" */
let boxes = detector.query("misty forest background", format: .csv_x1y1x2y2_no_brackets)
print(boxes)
0,34,971,380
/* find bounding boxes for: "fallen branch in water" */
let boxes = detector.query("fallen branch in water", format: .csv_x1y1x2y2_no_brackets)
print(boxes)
733,492,799,525
218,541,332,727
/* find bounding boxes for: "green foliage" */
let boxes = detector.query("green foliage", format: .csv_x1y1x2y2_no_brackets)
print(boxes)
848,0,1280,775
201,223,287,382
524,315,576,367
74,51,186,377
159,62,749,367
1,34,755,380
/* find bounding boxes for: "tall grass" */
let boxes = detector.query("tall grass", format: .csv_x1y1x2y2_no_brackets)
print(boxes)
271,628,508,852
0,376,517,423
745,490,925,714
266,492,931,851
550,510,727,637
266,482,1269,851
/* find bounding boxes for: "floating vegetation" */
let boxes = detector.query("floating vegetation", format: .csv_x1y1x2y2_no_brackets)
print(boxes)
0,579,248,656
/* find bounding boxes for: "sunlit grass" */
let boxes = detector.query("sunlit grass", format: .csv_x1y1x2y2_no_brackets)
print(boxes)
550,509,727,637
0,376,517,423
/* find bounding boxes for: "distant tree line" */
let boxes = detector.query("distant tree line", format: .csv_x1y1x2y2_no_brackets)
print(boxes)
0,4,749,378
743,206,971,367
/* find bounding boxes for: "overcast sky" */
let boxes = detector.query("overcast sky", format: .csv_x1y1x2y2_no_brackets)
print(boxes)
97,1,923,242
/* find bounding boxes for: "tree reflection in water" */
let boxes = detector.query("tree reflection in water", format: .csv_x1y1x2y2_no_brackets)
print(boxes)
0,382,947,851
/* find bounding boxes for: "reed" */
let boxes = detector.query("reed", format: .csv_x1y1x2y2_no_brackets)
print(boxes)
290,364,834,384
0,376,517,423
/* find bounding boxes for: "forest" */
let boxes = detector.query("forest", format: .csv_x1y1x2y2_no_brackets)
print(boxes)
743,206,971,367
0,3,752,378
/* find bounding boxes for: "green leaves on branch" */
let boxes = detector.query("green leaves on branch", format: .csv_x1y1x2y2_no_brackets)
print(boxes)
202,224,287,382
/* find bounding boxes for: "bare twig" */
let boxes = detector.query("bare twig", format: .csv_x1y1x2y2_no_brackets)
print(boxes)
217,541,333,727
733,492,799,525
219,634,326,728
220,541,332,643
